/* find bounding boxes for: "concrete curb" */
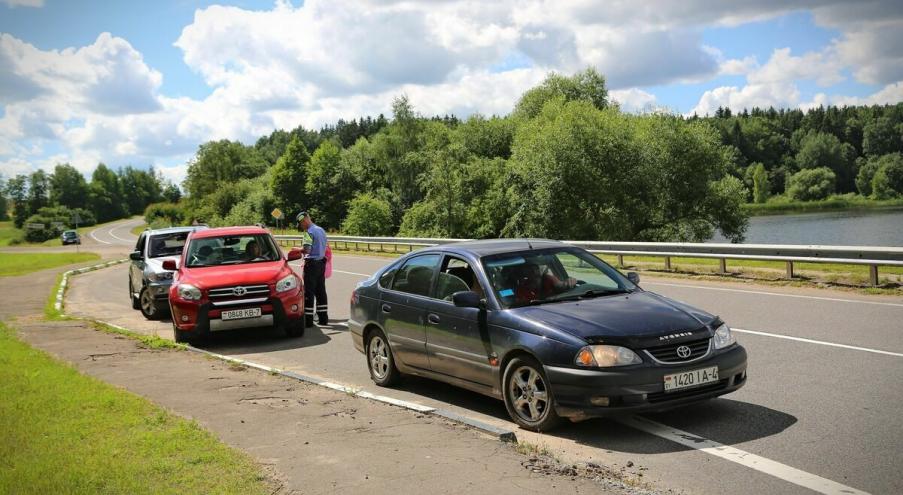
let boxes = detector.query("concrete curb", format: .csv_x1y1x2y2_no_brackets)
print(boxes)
54,258,128,312
59,259,519,444
184,346,516,442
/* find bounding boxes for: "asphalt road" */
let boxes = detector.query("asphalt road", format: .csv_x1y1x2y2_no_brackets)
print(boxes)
65,222,903,494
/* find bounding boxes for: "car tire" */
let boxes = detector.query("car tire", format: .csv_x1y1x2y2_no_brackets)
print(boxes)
284,318,305,338
139,286,160,320
129,277,140,310
366,329,401,387
502,355,563,432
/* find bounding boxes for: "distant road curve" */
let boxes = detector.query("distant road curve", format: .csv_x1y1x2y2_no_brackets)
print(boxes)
87,217,144,247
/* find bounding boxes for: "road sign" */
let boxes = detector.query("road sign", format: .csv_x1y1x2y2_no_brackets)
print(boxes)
271,208,284,220
26,223,45,230
72,212,82,224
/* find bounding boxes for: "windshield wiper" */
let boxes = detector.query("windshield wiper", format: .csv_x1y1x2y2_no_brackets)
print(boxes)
578,288,631,298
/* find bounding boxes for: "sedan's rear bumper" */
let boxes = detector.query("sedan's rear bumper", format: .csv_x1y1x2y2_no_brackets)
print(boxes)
545,344,747,419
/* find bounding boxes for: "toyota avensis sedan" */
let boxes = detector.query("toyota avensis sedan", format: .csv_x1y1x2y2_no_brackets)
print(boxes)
349,239,747,431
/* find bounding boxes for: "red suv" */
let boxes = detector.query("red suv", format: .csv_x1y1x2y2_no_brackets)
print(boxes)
164,226,305,343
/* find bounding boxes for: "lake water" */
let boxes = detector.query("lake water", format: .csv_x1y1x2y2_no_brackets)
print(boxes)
709,208,903,246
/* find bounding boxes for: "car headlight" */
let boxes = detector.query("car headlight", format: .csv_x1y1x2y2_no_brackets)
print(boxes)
276,274,299,293
713,323,736,349
148,271,174,282
176,284,201,301
575,345,642,367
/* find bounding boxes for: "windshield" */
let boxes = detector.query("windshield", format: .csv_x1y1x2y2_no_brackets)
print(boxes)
185,234,280,267
481,247,636,309
148,232,189,258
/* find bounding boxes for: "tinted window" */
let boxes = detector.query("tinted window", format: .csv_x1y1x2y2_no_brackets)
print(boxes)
482,247,633,308
185,234,280,267
436,256,483,301
135,234,146,254
148,232,190,258
378,267,397,288
390,254,440,297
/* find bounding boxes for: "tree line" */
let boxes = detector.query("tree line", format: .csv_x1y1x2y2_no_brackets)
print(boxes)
167,69,903,243
706,104,903,202
1,164,180,242
169,69,752,242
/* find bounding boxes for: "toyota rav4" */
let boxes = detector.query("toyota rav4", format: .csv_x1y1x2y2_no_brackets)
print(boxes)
165,226,305,343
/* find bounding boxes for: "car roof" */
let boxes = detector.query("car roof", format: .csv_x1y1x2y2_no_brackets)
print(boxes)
435,238,567,257
190,226,269,239
146,226,206,236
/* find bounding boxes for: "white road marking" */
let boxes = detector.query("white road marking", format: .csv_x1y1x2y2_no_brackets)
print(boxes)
645,281,903,308
89,228,111,244
733,328,903,357
108,224,136,244
619,416,870,495
333,269,371,277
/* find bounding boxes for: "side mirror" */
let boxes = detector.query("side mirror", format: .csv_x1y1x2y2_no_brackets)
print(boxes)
287,247,303,261
129,251,142,261
162,259,178,271
452,291,483,309
627,271,640,285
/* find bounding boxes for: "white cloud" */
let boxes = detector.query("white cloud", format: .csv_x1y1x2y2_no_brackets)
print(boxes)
3,0,903,186
610,88,659,113
689,46,857,116
803,82,903,110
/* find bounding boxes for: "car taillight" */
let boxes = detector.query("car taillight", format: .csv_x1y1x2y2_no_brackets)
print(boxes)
350,290,359,305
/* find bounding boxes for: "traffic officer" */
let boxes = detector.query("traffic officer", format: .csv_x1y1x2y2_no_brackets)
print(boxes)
296,211,328,327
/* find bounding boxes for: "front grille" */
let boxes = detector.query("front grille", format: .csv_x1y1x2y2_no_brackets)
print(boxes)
644,338,711,363
208,284,270,299
647,379,728,403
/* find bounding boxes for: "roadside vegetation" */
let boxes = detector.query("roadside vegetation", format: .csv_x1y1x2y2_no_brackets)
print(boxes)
0,252,99,277
0,322,270,494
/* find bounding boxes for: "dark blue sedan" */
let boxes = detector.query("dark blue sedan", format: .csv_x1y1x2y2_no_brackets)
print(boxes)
349,239,747,431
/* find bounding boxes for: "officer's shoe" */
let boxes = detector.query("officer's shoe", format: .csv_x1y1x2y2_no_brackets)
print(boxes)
318,316,329,326
305,316,314,328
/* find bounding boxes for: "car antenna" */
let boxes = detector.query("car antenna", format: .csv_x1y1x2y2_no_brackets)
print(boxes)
527,239,533,250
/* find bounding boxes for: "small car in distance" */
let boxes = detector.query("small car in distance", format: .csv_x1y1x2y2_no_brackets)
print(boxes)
349,239,747,431
61,230,81,245
129,226,206,319
165,226,305,343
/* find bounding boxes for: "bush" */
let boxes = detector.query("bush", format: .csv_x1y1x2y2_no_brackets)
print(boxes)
786,167,836,201
872,155,903,199
341,193,394,236
144,202,185,227
22,206,95,242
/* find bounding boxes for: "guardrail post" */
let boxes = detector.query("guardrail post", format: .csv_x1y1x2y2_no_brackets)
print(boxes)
870,265,879,286
664,256,671,271
785,261,794,279
718,258,727,274
617,254,624,267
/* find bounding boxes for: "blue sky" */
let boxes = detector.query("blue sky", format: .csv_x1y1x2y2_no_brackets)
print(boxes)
1,0,901,184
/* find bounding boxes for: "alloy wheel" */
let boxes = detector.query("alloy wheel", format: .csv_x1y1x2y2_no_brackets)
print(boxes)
369,336,389,380
508,365,550,422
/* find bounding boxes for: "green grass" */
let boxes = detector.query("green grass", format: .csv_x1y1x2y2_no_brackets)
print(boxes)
131,223,148,237
90,321,184,350
44,272,66,321
0,221,25,246
0,252,100,277
0,322,271,495
0,218,141,247
743,194,903,216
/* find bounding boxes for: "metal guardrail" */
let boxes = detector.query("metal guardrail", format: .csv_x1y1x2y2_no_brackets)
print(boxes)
273,235,903,286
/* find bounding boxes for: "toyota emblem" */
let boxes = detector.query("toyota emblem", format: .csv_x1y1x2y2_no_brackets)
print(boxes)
676,345,692,359
232,286,247,296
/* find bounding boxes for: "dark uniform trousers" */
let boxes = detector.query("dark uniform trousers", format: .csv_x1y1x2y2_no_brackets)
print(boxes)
303,258,328,326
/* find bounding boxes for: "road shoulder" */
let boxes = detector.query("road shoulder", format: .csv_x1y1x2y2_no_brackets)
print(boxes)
15,319,650,495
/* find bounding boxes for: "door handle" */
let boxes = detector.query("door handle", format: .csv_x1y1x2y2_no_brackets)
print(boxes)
381,304,392,314
427,314,440,325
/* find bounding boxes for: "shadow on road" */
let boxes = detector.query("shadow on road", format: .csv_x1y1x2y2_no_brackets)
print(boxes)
191,323,334,353
561,398,798,454
385,376,797,455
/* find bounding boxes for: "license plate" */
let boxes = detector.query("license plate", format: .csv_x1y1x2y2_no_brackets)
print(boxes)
221,307,261,321
664,366,719,392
